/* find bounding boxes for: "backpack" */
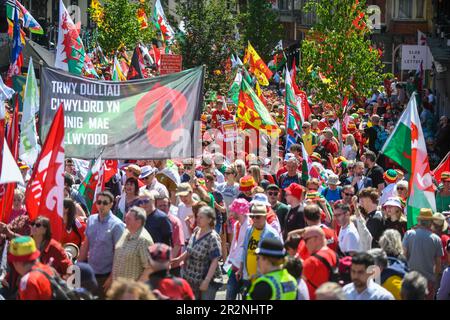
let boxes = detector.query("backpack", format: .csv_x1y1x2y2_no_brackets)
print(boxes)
374,126,389,151
307,251,342,289
33,268,94,300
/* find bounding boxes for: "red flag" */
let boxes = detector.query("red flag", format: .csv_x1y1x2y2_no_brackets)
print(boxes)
7,97,20,158
104,160,118,183
25,104,65,241
150,44,161,67
0,98,20,223
432,152,450,184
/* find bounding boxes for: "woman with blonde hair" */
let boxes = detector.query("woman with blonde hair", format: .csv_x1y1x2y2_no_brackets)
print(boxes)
382,197,407,237
379,229,406,262
248,165,262,186
343,134,358,161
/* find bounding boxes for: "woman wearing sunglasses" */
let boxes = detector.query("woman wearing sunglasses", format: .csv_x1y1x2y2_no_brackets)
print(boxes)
30,216,73,277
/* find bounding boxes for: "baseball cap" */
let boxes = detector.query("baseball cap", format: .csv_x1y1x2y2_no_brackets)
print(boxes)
176,183,193,197
148,243,171,271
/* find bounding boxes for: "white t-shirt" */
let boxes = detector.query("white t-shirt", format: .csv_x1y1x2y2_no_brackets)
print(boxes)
177,202,194,243
297,279,310,300
338,222,361,254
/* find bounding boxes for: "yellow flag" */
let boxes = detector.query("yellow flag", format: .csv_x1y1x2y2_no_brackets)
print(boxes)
253,68,269,86
246,42,273,80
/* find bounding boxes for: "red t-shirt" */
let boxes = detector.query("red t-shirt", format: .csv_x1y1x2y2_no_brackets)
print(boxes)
276,166,287,180
296,225,338,260
303,246,337,300
156,277,195,300
61,218,86,247
18,263,55,300
211,110,232,128
40,239,73,276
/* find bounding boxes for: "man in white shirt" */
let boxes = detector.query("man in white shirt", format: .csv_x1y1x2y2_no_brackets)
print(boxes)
343,252,394,300
176,183,196,244
334,203,361,255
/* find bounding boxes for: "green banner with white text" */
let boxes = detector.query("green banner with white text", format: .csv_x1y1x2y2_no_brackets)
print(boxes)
39,66,205,159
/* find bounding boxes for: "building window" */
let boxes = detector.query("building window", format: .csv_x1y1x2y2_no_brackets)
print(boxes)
393,0,425,20
296,0,318,26
278,0,292,11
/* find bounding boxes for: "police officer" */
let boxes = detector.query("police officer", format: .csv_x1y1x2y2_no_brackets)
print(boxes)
247,238,297,300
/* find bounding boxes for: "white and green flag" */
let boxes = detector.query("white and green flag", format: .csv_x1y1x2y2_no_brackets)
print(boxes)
228,70,242,105
331,118,343,152
381,93,436,228
19,57,41,167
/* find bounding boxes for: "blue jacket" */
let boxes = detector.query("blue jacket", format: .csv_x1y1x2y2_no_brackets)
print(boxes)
241,223,282,280
344,176,373,194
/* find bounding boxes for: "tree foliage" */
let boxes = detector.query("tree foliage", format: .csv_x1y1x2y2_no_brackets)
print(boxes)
175,0,241,93
88,0,156,56
299,0,387,117
239,0,284,61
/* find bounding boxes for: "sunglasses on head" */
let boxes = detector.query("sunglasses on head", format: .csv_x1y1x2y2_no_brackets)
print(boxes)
30,221,44,228
138,198,151,205
96,200,111,206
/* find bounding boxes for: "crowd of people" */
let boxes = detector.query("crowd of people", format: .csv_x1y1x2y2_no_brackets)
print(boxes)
0,71,449,301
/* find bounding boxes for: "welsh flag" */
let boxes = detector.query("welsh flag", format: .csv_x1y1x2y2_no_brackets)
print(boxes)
228,70,242,105
55,0,86,76
332,119,343,152
237,79,279,136
301,142,320,183
77,159,117,215
19,57,41,168
153,0,175,44
78,156,105,215
284,67,304,127
25,105,65,241
381,94,436,228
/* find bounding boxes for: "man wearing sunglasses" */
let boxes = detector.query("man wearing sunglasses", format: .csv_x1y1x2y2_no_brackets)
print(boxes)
139,165,169,198
266,184,289,232
180,158,204,183
237,204,281,297
79,191,125,299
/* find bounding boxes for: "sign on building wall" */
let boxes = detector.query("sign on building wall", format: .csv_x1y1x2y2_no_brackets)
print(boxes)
401,45,433,71
160,54,183,75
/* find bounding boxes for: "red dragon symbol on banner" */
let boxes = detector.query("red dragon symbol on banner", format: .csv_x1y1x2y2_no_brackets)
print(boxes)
134,83,188,149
